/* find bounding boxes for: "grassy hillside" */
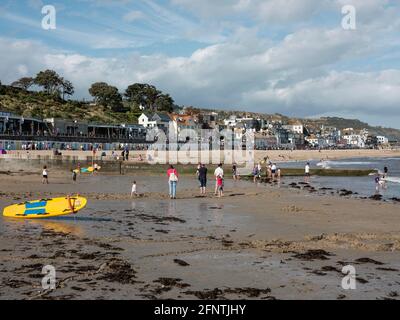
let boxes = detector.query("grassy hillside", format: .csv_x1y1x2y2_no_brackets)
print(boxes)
0,84,140,124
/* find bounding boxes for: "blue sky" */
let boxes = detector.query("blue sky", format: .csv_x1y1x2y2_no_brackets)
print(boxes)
1,0,219,56
1,0,400,128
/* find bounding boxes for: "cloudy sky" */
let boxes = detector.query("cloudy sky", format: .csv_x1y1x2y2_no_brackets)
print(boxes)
0,0,400,127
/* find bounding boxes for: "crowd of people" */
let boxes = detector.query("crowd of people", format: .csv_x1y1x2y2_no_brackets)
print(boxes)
38,158,392,200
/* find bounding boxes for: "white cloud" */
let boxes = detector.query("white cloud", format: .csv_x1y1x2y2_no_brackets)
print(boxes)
244,70,400,115
1,28,400,128
1,0,400,127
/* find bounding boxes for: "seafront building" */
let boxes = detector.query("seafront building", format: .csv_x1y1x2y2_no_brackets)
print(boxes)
0,110,395,152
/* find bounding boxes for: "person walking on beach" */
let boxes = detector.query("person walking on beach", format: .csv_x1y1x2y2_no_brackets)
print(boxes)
167,165,179,199
383,166,388,178
198,164,208,195
72,169,77,183
125,148,130,161
42,166,49,184
266,162,272,180
131,181,138,198
375,175,384,192
232,163,238,181
305,162,310,182
271,163,277,181
214,164,224,195
196,163,201,186
252,164,259,183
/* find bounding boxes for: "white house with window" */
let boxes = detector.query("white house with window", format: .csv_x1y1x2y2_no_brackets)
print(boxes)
305,134,319,146
343,134,365,148
376,136,389,144
138,113,156,128
283,123,303,134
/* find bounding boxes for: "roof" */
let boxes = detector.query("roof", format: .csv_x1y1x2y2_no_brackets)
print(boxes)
152,112,171,122
286,120,303,126
170,114,195,126
139,112,152,119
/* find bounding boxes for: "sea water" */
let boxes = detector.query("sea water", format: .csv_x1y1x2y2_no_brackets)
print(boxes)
279,157,400,199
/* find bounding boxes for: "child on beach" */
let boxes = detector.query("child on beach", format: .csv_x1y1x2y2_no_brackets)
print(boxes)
72,169,77,183
217,174,224,198
93,163,99,174
232,163,238,181
214,164,224,195
271,163,277,181
42,166,49,184
252,165,259,183
131,181,138,197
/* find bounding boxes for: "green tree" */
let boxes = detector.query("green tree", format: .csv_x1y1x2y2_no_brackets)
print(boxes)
143,84,161,109
34,70,62,95
89,82,123,112
60,78,74,100
154,93,174,113
11,77,34,90
124,83,162,111
125,83,146,107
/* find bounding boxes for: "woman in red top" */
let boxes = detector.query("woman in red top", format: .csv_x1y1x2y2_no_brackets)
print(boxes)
167,165,179,199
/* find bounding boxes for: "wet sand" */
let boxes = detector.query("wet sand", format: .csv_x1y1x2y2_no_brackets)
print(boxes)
0,171,400,300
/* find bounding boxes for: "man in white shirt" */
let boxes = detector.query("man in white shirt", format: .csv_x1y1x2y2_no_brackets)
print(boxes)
305,163,310,175
214,164,224,195
305,162,310,182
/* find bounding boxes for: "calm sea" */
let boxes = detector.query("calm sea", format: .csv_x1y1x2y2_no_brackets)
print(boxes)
279,157,400,199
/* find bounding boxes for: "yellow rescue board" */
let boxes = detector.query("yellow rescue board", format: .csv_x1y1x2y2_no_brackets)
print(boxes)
2,196,87,219
79,166,101,173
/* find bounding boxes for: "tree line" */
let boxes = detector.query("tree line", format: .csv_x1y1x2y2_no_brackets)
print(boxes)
10,69,175,113
11,70,74,100
89,82,174,113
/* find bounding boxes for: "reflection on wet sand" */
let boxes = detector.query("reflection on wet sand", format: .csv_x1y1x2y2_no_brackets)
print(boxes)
199,203,224,226
3,218,84,237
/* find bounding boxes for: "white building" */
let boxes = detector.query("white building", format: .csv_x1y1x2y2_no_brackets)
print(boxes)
305,135,319,146
224,116,255,128
377,136,389,144
224,115,237,127
138,113,157,128
283,123,303,134
343,134,366,148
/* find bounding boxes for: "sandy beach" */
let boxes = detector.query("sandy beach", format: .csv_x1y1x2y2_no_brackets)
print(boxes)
0,164,399,300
